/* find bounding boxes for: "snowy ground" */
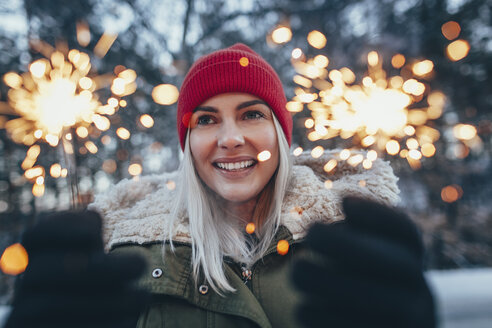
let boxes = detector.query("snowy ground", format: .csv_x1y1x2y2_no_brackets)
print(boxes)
0,307,7,328
426,268,492,328
0,268,491,327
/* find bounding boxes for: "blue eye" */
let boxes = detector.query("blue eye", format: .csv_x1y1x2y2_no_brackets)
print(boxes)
197,115,215,125
244,111,265,120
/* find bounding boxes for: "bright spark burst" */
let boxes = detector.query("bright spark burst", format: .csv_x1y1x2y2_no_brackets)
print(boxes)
0,29,137,197
289,34,447,169
2,47,136,147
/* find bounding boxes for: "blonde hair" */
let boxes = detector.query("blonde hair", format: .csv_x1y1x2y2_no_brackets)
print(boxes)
166,115,292,294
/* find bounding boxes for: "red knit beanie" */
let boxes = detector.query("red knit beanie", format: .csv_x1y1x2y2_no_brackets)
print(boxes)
177,43,292,150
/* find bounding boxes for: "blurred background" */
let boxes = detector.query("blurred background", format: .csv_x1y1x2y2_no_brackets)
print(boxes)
0,0,491,316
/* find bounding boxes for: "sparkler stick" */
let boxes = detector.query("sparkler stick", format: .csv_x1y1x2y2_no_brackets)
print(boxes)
60,128,81,209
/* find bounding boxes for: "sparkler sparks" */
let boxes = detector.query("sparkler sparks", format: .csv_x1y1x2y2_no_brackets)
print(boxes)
289,34,447,169
0,29,137,199
2,48,135,145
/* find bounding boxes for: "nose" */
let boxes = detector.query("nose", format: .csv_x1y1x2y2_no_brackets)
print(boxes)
217,122,245,149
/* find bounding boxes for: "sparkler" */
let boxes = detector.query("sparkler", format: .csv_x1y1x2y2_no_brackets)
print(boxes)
0,29,137,207
282,30,446,170
270,25,477,171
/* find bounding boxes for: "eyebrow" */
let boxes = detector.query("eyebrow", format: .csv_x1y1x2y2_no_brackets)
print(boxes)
193,99,268,113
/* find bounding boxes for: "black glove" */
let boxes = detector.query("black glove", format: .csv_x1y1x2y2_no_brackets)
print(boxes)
292,197,435,328
5,210,150,328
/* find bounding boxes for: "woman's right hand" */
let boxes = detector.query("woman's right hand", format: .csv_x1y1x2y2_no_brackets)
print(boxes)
5,210,150,328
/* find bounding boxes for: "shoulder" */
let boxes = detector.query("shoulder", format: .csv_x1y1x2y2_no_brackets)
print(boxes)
281,149,400,240
88,171,190,251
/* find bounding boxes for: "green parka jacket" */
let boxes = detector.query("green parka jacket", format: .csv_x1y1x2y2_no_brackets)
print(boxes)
89,151,400,328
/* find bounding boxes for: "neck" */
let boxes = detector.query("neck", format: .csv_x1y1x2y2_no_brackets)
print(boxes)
222,198,257,224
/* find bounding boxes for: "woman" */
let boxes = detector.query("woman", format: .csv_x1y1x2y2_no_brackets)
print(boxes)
6,44,434,328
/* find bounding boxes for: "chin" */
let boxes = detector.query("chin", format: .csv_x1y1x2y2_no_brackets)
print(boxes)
220,194,255,203
216,188,259,204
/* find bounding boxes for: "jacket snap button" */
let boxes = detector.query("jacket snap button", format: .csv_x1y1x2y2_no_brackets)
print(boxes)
152,268,163,278
198,284,209,295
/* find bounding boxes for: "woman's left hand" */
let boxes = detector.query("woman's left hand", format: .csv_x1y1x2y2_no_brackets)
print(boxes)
292,197,436,328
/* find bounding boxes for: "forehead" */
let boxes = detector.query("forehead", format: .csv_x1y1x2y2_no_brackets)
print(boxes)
199,92,264,107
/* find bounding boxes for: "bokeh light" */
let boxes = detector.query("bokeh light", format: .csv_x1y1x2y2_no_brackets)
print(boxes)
441,184,463,203
103,159,117,173
412,60,434,76
76,126,89,138
271,26,292,44
239,57,249,67
139,114,154,128
324,179,333,189
3,72,23,88
94,32,117,58
311,146,324,158
391,54,406,69
32,182,45,197
323,159,337,173
453,124,477,140
116,127,131,140
50,163,62,178
291,48,303,59
446,40,470,61
152,84,179,105
128,163,142,176
76,21,91,47
286,101,303,113
441,21,461,40
166,180,176,190
277,240,289,255
245,222,255,234
0,243,28,276
257,150,271,162
307,30,327,49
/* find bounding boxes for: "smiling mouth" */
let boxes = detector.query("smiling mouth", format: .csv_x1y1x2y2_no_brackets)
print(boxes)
213,160,256,171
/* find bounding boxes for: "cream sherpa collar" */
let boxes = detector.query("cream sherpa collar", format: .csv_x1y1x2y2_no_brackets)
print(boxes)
89,150,400,251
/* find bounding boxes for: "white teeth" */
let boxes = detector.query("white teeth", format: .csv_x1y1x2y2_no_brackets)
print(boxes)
216,160,254,171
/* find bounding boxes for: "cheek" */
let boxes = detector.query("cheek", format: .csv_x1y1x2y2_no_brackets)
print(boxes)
263,129,279,157
190,131,211,161
189,133,210,181
255,127,279,173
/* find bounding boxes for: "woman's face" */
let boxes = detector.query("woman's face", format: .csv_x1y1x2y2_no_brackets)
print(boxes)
189,92,279,204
